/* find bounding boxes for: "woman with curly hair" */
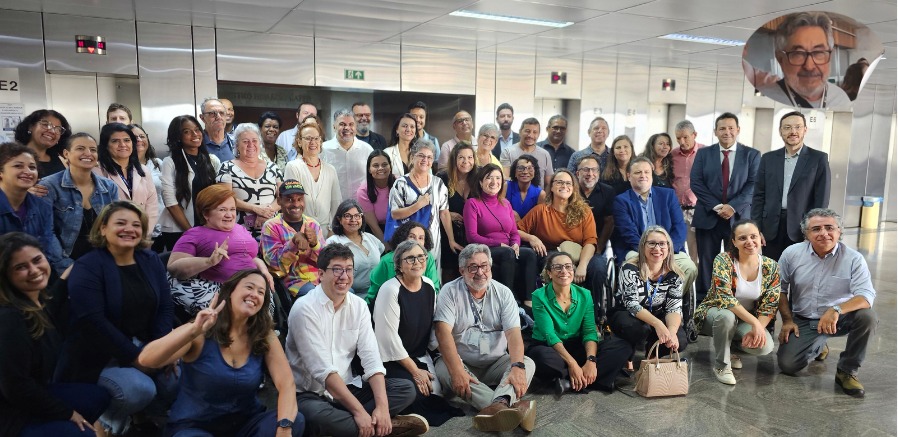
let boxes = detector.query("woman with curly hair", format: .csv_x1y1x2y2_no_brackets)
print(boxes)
14,109,71,178
641,133,673,189
517,169,605,308
436,141,476,281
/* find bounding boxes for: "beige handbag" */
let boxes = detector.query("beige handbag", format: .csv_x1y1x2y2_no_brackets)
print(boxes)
557,241,583,264
634,340,689,397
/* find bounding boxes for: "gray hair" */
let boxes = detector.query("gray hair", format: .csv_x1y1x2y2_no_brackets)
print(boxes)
233,123,262,158
674,120,696,134
392,240,427,276
332,108,353,122
410,138,437,156
800,208,843,238
775,12,834,53
478,123,500,137
200,97,221,114
588,116,609,132
458,243,492,268
547,114,568,126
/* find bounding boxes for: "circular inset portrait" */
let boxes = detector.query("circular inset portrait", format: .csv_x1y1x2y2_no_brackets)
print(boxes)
742,11,884,110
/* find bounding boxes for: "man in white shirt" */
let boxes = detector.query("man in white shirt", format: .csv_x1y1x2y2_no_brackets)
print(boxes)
322,108,373,200
437,111,476,172
500,118,553,187
277,102,318,161
287,244,428,436
434,244,536,433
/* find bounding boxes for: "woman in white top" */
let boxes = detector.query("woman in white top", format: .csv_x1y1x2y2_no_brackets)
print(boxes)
324,199,384,298
283,121,341,232
389,138,459,263
383,113,419,178
216,123,282,237
693,219,780,385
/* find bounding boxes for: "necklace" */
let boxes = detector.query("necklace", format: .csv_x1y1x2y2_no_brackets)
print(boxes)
411,172,428,189
304,156,321,168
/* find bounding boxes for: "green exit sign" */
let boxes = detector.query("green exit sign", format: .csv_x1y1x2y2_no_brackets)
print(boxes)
344,69,365,81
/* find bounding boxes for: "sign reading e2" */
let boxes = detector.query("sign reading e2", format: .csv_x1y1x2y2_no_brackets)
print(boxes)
0,68,21,103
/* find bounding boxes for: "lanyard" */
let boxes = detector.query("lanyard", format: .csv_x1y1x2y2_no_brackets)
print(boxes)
645,274,664,313
466,288,485,327
115,166,133,198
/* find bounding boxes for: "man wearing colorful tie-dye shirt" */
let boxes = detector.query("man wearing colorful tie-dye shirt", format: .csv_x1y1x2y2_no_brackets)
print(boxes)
262,180,326,297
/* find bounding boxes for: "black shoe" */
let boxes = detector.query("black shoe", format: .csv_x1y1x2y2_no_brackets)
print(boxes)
554,378,571,397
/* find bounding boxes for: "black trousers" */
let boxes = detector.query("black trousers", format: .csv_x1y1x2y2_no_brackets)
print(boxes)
764,210,800,262
695,218,731,302
526,336,632,390
610,310,688,358
490,245,538,302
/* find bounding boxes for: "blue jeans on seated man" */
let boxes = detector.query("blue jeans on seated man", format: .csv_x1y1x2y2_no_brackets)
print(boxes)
98,364,180,434
19,383,110,437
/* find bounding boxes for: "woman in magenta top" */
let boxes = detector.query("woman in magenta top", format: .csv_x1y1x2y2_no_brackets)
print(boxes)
356,150,395,243
464,163,538,304
167,184,274,316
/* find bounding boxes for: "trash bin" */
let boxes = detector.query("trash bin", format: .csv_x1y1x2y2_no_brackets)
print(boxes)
860,196,883,229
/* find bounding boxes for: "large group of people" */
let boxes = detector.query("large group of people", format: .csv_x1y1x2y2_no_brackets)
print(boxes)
0,96,878,437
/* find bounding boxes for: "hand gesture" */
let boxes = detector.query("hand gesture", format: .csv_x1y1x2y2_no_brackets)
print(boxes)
29,184,49,197
574,263,588,283
450,368,479,400
69,411,95,432
450,211,464,224
503,367,528,399
413,368,435,396
529,236,547,257
741,322,767,349
416,193,431,210
568,364,587,391
371,405,392,437
779,320,799,344
581,361,598,386
654,324,673,346
208,238,230,266
303,221,318,247
353,411,375,437
193,293,226,335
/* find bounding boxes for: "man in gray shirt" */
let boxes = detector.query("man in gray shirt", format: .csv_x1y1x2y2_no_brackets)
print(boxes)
777,208,877,397
434,244,536,433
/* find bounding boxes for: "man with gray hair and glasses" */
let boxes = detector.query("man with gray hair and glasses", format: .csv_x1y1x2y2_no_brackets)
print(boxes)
199,98,235,162
757,11,851,109
434,244,536,433
776,208,877,397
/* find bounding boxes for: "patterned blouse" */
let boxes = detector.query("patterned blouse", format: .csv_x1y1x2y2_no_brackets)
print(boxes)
217,160,283,229
693,252,780,332
617,263,683,318
262,145,289,175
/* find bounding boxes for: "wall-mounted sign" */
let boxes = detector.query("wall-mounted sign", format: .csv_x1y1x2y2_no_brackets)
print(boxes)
0,68,20,103
76,35,106,55
551,71,567,85
344,69,365,81
0,103,25,142
662,78,676,91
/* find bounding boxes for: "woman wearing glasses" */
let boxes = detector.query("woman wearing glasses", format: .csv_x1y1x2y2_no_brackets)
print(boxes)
611,226,687,360
383,114,419,178
325,199,384,298
517,169,604,309
506,155,545,221
365,221,440,306
357,150,395,242
388,138,458,264
14,109,72,178
283,122,341,232
528,252,632,395
474,124,502,168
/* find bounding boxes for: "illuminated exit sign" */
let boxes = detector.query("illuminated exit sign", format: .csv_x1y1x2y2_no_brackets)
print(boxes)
344,69,365,81
76,35,106,55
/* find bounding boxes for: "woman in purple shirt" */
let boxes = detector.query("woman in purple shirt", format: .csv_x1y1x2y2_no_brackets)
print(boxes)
464,163,538,305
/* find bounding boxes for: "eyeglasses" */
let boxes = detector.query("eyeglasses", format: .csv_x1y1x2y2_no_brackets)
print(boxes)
402,254,428,265
516,165,534,172
553,180,573,187
808,225,839,233
646,241,668,249
37,120,66,135
780,125,805,132
301,136,322,143
325,267,354,277
341,213,363,221
577,167,599,174
465,263,491,274
549,263,575,273
414,153,434,162
454,117,472,124
203,111,226,119
781,49,832,66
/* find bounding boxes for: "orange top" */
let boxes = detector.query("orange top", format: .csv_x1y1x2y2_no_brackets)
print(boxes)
517,203,598,249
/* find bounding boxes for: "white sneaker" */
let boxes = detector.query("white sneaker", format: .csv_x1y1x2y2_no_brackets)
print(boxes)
715,367,736,385
730,354,743,369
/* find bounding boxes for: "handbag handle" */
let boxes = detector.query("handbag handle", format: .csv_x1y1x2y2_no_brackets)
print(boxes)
646,340,682,369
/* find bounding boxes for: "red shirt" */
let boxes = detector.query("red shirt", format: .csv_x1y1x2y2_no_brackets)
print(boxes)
671,143,704,207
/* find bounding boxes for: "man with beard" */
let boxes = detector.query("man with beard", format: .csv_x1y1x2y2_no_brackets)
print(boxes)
434,244,536,432
352,102,388,151
493,103,519,160
567,117,611,174
539,115,575,172
261,180,326,298
752,111,830,261
500,118,553,187
758,12,851,109
322,108,373,200
575,155,615,256
220,97,236,141
438,111,476,172
200,98,235,162
408,101,440,163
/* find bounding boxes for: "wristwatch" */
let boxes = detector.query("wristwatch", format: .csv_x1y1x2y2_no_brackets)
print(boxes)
587,355,597,363
278,418,294,429
510,361,526,370
832,305,843,315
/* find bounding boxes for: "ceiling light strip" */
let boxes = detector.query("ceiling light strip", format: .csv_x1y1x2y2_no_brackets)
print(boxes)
450,10,573,28
659,33,745,46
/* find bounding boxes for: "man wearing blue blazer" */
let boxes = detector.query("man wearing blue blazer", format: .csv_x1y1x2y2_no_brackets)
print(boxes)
690,112,761,301
612,156,698,297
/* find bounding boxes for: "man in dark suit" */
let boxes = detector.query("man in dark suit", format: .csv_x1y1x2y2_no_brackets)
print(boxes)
690,112,761,301
612,157,697,293
494,103,520,160
752,111,831,261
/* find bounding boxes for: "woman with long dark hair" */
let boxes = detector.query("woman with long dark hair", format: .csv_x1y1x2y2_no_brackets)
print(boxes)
357,150,396,242
602,135,633,195
506,155,545,221
436,141,476,281
131,123,165,239
0,232,110,437
156,115,221,251
95,123,160,234
383,114,420,177
641,133,673,189
14,109,71,178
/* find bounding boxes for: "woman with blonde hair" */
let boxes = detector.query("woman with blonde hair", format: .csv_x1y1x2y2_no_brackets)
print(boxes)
283,121,341,231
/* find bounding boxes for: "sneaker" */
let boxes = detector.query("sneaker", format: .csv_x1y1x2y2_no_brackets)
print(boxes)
513,399,536,432
715,367,736,385
815,344,830,361
730,354,743,369
473,401,522,432
389,414,429,436
835,369,865,398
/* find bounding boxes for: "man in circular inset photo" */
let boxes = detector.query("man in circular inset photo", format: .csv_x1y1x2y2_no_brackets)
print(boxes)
757,12,852,109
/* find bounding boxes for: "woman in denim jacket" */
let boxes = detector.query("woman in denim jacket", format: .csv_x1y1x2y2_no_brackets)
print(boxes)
39,133,118,262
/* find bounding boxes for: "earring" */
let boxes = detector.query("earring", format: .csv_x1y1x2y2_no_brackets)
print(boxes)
27,130,31,134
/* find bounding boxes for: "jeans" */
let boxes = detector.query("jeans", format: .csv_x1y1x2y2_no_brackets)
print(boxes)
167,410,304,437
701,307,774,369
19,383,110,437
98,365,180,434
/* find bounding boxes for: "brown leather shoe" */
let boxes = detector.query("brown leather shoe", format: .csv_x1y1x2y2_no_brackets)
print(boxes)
473,401,522,432
815,344,830,361
835,369,865,398
389,414,429,436
513,399,536,432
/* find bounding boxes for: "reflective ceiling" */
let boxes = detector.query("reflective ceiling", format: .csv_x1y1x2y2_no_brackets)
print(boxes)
1,0,894,84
